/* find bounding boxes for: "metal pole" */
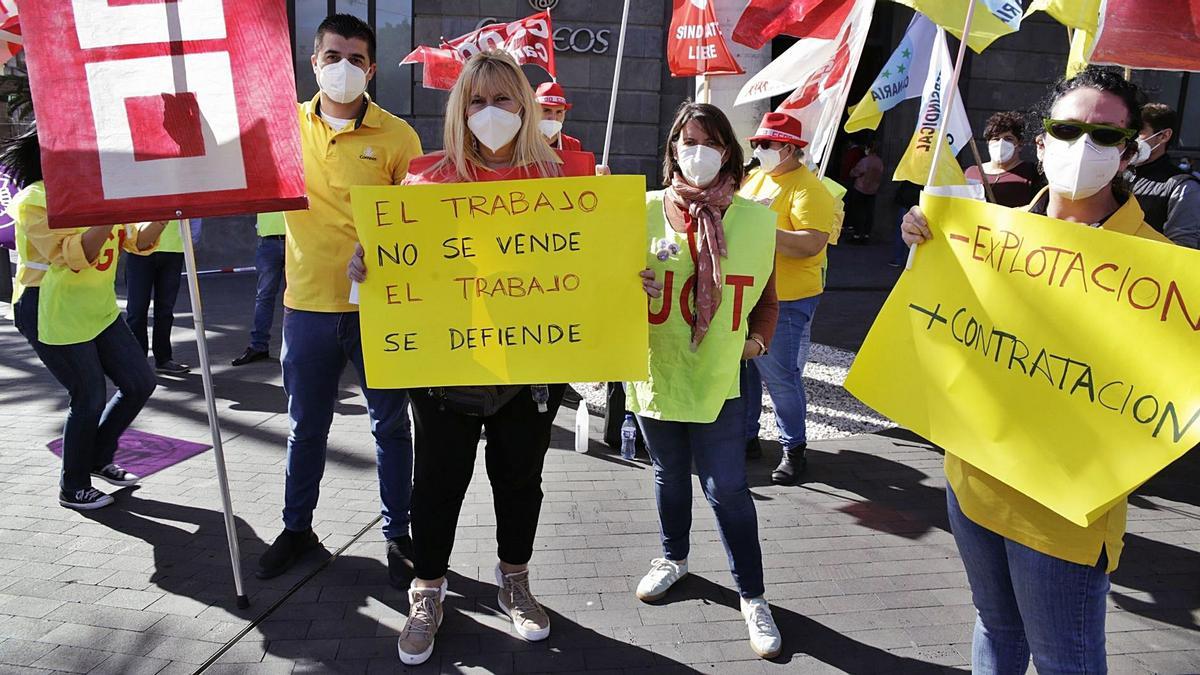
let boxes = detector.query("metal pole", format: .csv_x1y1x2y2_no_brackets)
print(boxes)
907,4,977,270
601,0,632,168
179,216,249,609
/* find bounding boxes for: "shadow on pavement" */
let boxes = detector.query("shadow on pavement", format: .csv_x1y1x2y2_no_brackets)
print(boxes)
650,573,967,673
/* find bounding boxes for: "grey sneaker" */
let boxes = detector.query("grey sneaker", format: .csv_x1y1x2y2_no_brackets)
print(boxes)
397,580,446,666
495,565,550,641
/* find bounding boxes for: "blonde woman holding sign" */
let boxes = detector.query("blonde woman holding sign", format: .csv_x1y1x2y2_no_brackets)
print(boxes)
902,67,1169,674
627,102,783,659
348,50,593,666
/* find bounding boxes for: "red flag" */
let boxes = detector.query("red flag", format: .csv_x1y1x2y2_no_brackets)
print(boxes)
402,12,556,90
1090,0,1200,72
0,0,21,67
732,0,854,50
667,0,743,77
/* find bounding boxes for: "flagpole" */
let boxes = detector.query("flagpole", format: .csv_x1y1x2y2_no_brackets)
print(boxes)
179,216,249,609
967,138,997,204
907,3,976,269
601,0,632,168
816,1,876,181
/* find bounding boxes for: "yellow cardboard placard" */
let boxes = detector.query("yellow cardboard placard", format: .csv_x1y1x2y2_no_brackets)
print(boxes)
845,194,1200,527
351,175,649,389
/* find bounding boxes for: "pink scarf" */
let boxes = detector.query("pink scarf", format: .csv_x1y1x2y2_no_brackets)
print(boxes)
666,173,734,350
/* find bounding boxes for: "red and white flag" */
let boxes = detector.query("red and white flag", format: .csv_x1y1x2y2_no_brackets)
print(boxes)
403,12,556,90
1090,0,1200,72
20,0,307,228
732,0,855,50
736,0,874,162
666,0,743,77
0,0,21,67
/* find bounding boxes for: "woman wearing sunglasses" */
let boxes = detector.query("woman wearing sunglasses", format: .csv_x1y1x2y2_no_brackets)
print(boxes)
901,67,1170,674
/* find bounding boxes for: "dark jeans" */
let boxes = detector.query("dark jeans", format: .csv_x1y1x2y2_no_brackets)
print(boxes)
408,384,565,580
14,287,156,491
636,397,765,599
123,251,184,365
280,309,413,540
845,187,878,239
250,236,285,352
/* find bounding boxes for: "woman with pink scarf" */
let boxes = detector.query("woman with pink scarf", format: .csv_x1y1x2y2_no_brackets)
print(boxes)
625,102,782,659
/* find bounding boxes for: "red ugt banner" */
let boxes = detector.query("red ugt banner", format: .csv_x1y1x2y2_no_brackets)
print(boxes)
403,12,556,90
732,0,854,50
1090,0,1200,73
668,0,743,77
21,0,307,228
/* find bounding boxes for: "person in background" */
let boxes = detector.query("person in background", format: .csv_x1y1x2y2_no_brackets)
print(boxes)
844,138,884,243
534,81,583,152
628,101,783,660
256,15,422,590
349,50,595,667
737,113,840,483
902,66,1168,674
965,111,1041,208
889,180,923,268
4,126,167,511
123,220,189,375
838,137,865,185
232,211,286,365
1130,103,1200,248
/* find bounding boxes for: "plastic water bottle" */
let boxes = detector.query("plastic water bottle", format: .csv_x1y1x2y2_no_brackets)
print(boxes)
574,403,590,453
620,414,637,460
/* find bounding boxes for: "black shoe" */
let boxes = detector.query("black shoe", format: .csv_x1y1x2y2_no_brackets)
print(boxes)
91,463,141,487
257,528,321,579
745,438,763,459
155,360,190,375
387,536,415,589
232,347,270,366
59,487,115,511
771,445,808,485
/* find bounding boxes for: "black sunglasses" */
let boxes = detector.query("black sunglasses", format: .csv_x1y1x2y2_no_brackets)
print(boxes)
1042,119,1137,148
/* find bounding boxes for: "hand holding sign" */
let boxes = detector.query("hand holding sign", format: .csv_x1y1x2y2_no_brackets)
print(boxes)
352,175,649,389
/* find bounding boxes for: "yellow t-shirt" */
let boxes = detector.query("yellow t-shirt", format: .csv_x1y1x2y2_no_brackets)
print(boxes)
946,190,1171,573
8,182,51,305
739,165,841,301
128,220,183,255
284,95,423,312
256,212,286,237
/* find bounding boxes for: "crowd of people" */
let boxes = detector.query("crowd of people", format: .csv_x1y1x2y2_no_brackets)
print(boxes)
4,12,1196,672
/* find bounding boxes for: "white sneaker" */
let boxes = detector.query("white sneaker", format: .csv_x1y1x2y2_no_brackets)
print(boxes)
635,558,687,602
397,580,447,666
741,596,782,659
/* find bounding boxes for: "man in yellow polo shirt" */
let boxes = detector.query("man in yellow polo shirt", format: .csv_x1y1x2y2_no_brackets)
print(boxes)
258,14,423,586
739,113,841,485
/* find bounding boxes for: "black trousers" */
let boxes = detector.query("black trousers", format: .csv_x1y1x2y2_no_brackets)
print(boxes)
124,251,184,364
409,384,565,580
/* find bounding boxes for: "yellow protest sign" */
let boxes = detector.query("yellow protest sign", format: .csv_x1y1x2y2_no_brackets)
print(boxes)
351,175,649,389
845,195,1200,527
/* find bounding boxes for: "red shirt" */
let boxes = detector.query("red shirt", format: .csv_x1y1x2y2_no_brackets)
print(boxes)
556,133,583,153
404,148,595,184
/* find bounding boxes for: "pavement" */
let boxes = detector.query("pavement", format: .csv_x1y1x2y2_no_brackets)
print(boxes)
0,241,1198,674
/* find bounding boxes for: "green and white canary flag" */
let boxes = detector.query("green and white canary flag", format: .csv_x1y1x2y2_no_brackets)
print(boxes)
844,14,937,133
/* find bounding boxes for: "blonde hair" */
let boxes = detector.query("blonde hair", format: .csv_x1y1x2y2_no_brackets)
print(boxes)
435,50,562,182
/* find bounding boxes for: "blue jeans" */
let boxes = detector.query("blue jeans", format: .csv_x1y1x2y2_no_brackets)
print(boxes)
14,287,156,492
280,309,412,540
753,296,819,450
250,236,285,352
636,397,765,598
740,360,763,441
892,206,911,266
947,487,1109,674
123,251,184,365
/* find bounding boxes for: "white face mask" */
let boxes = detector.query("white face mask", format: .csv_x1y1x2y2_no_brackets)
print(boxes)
316,59,368,105
988,139,1016,166
753,146,784,174
468,106,523,152
538,119,563,140
1131,130,1166,167
676,144,723,187
1042,134,1122,201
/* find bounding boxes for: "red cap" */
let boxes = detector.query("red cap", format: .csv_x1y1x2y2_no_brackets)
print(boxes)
747,112,807,147
535,81,572,110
